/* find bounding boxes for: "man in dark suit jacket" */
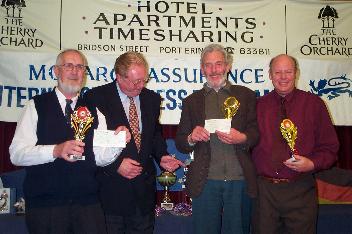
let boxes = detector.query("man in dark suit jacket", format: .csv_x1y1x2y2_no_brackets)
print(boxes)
85,52,184,234
175,44,259,234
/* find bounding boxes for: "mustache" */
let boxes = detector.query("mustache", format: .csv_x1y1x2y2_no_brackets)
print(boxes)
209,72,224,76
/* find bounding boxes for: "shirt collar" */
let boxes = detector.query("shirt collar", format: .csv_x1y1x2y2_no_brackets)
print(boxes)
115,82,129,103
273,88,297,103
55,87,79,104
203,80,232,95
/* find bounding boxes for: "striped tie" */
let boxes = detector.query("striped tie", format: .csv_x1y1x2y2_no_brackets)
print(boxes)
129,97,141,152
65,99,73,124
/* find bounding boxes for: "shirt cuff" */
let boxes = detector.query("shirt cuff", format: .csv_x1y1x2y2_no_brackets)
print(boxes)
187,134,195,146
94,146,123,167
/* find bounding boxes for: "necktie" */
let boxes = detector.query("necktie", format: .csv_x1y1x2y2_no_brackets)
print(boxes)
65,99,73,124
280,97,287,120
271,97,289,175
129,97,141,152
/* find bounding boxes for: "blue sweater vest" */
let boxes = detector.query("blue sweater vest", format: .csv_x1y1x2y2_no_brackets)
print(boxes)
24,91,98,208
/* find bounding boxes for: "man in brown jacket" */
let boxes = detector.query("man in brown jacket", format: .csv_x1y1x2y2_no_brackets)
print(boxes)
175,44,259,234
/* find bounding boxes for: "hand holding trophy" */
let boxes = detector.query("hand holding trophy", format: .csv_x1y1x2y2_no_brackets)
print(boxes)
280,119,298,162
222,96,240,119
69,106,94,160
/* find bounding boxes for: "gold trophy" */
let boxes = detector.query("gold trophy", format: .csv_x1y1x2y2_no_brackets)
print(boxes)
222,96,240,119
70,106,94,160
280,119,298,161
157,171,177,210
0,190,8,213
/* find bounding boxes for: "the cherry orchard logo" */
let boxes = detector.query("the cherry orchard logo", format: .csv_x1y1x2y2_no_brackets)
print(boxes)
1,0,26,18
76,106,91,122
300,5,351,57
1,0,44,48
318,5,338,30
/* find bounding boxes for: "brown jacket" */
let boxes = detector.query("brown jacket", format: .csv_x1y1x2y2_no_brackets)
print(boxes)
175,85,259,198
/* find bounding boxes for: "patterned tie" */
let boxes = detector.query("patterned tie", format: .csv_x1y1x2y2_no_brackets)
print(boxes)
272,97,289,175
129,97,141,152
65,99,73,124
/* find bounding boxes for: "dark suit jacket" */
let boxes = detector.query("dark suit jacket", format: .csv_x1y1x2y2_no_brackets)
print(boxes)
85,81,167,216
175,85,259,198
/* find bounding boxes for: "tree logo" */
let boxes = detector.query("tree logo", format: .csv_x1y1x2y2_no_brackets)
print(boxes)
1,0,26,18
318,5,338,30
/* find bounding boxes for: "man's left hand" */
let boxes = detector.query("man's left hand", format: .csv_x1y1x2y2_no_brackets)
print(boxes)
160,155,185,172
216,128,247,144
283,155,315,172
114,125,131,144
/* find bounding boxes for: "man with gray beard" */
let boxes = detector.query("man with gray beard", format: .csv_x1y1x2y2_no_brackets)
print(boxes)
175,44,259,234
10,49,130,234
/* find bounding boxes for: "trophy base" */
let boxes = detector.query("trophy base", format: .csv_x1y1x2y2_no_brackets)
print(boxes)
69,155,85,161
161,202,174,211
289,152,297,162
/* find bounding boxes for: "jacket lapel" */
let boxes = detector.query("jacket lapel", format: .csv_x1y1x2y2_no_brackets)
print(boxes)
138,89,150,153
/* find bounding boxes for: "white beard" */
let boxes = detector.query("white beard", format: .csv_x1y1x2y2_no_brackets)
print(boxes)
58,78,81,96
206,74,227,90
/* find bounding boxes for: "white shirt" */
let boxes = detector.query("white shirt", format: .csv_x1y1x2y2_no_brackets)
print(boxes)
116,84,142,132
9,88,122,167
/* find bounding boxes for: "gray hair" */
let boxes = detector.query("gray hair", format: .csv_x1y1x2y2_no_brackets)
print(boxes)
200,44,232,65
55,49,88,66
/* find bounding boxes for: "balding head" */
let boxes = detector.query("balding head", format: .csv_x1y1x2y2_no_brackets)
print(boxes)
269,54,298,96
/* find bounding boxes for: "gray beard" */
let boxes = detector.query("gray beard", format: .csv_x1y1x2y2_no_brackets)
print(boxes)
206,76,227,90
58,79,81,96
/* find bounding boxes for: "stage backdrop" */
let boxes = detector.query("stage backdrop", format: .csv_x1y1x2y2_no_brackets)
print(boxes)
0,0,351,125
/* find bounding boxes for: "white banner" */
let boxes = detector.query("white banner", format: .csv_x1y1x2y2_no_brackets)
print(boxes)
0,0,351,125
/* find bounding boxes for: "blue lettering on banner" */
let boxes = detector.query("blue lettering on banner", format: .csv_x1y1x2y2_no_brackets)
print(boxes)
28,64,265,86
30,65,47,80
86,67,115,82
0,85,269,110
0,85,54,107
228,68,264,84
29,65,56,81
1,64,269,111
17,87,26,107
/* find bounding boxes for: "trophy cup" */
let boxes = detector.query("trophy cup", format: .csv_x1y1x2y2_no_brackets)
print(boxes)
14,197,25,215
222,96,240,119
280,118,298,161
0,188,15,214
0,190,8,213
70,106,94,160
157,171,177,210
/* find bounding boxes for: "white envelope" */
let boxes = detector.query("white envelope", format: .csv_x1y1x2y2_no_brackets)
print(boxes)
204,119,231,134
93,130,126,147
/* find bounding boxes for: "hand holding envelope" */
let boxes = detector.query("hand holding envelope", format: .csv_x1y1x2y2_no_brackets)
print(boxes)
93,126,131,148
188,126,210,144
204,119,232,134
204,96,246,144
216,128,247,145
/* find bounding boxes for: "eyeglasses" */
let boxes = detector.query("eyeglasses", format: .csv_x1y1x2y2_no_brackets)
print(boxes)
58,63,86,72
121,77,149,86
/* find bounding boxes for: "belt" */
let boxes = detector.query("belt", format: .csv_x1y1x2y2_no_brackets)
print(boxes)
260,176,291,184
